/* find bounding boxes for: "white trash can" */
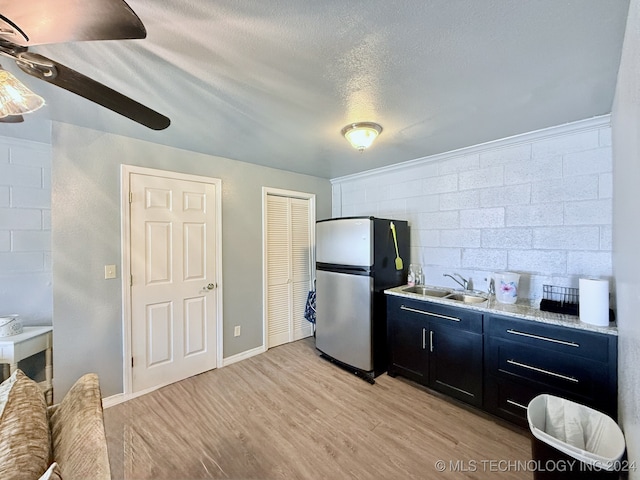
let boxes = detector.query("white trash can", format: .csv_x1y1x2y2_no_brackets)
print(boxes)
527,394,625,479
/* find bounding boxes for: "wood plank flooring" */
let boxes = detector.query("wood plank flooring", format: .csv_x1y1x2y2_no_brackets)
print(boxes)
104,338,533,479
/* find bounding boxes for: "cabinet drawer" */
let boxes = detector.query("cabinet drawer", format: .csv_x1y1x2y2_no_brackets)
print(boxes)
390,297,483,333
490,339,609,399
485,373,617,427
487,315,612,363
484,375,542,427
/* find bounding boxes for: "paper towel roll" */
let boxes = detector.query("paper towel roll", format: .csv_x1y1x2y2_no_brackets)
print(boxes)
579,278,609,326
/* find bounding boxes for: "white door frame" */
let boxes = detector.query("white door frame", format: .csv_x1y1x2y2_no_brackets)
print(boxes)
261,187,316,350
121,165,223,397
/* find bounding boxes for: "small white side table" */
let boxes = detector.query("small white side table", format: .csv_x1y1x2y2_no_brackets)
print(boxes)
0,326,53,405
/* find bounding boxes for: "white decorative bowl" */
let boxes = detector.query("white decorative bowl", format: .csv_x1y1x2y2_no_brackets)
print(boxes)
0,315,23,337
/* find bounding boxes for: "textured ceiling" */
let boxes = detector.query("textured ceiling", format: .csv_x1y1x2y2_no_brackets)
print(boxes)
1,0,631,178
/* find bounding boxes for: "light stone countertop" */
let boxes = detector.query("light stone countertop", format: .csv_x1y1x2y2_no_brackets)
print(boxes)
385,285,618,336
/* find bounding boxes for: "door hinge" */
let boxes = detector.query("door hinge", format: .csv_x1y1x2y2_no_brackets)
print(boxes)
129,191,133,203
130,274,133,286
131,357,134,368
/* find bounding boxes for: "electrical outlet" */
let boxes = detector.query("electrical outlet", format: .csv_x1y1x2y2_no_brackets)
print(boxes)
234,326,241,337
104,265,117,279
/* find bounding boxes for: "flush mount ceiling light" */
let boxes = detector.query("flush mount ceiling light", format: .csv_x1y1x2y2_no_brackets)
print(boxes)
341,122,383,152
0,65,45,118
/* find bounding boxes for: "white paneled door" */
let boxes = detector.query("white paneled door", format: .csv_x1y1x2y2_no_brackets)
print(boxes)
129,171,219,393
265,190,314,348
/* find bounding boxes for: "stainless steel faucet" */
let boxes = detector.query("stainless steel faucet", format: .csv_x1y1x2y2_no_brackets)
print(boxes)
443,273,469,290
487,277,495,296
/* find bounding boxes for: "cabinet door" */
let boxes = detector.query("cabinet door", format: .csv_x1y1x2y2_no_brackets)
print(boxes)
429,324,483,407
387,310,429,384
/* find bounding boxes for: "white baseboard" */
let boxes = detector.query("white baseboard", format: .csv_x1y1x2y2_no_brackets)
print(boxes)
222,345,266,367
102,393,126,408
102,382,163,408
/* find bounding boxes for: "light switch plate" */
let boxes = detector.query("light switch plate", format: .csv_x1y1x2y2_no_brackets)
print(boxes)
234,326,241,337
105,265,117,279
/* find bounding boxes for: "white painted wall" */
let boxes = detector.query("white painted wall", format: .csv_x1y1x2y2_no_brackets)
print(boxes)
612,0,640,475
332,117,613,301
0,135,52,325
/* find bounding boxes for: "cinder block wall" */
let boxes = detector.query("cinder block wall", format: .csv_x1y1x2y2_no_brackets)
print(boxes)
0,135,52,382
0,136,52,323
331,117,612,302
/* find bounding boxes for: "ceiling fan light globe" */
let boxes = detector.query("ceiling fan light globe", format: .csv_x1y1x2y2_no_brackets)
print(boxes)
0,69,45,117
341,122,382,151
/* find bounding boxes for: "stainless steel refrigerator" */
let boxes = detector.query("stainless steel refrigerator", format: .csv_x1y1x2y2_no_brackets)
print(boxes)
315,216,409,382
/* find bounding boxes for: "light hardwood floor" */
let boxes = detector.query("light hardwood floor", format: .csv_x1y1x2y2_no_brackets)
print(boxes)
104,337,534,479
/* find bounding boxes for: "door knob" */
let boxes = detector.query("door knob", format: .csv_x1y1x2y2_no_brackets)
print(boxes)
205,283,216,290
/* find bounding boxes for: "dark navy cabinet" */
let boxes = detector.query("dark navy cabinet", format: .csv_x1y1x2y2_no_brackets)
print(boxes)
429,322,483,406
483,314,618,427
387,296,483,407
387,304,429,384
387,294,618,428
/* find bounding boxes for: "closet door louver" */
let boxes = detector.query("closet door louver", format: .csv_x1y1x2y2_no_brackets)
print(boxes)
290,198,312,341
266,194,313,348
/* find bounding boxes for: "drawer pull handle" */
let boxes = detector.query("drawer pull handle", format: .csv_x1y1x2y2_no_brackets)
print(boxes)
422,328,426,350
506,399,528,410
506,329,579,348
401,305,460,322
507,359,579,383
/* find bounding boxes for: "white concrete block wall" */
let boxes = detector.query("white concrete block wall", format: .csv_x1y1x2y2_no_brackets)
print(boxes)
332,116,613,302
0,136,52,324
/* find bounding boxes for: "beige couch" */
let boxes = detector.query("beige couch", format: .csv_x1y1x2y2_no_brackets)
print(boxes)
0,369,111,480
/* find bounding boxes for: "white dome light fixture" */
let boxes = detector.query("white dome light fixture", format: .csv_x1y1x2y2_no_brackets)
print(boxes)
341,122,382,152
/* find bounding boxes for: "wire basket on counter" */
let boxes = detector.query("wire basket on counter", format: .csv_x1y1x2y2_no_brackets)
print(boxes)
539,285,579,316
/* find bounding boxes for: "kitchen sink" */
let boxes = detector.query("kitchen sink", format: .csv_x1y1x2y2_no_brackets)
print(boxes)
444,293,488,304
402,286,450,297
401,285,488,304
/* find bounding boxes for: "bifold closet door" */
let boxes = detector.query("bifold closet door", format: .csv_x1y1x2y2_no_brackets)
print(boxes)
266,194,313,348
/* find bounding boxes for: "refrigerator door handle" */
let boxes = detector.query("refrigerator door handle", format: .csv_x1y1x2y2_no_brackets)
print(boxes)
316,262,371,276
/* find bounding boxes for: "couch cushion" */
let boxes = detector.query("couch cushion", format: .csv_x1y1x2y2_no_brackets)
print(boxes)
49,373,110,480
39,461,62,480
0,369,52,479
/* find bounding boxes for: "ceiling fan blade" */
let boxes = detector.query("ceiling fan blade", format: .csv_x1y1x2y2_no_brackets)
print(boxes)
0,114,24,123
0,0,146,46
16,52,170,130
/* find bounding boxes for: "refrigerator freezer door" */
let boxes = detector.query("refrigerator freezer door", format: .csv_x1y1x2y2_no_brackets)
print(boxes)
315,269,373,371
316,218,373,267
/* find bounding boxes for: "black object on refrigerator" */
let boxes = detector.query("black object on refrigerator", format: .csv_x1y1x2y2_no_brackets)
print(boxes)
315,216,409,383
